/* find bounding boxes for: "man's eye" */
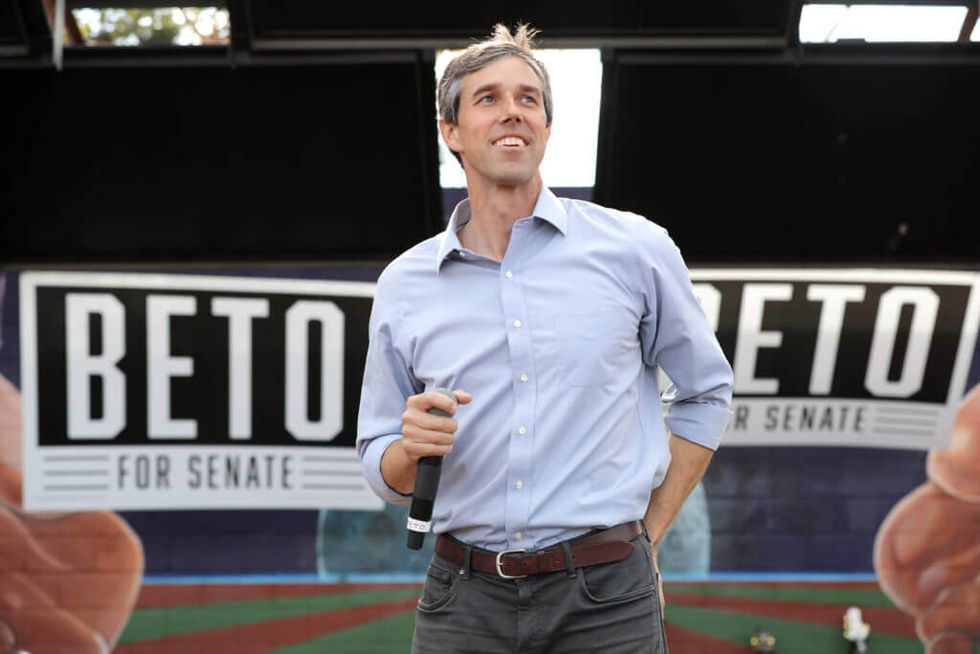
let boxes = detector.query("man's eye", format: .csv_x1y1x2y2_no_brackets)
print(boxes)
522,96,537,104
479,95,494,103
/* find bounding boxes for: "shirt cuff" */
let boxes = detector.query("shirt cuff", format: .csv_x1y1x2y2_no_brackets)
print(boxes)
664,402,732,451
359,433,414,505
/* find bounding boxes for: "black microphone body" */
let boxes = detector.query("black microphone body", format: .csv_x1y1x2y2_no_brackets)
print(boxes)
407,388,457,549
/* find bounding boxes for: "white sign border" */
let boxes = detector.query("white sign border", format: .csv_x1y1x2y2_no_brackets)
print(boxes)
20,271,380,512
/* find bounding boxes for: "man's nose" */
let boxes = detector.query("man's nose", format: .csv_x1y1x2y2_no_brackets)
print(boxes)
500,95,524,121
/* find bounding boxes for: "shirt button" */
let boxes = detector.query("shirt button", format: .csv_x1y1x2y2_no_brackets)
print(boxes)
515,532,523,541
518,426,527,435
520,373,529,383
513,319,522,328
515,481,524,490
505,270,514,279
458,250,467,258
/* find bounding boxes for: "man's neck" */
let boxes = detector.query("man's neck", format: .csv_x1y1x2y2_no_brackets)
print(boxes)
458,174,543,262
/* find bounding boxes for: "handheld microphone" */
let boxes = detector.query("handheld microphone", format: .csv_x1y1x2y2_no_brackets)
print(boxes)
407,388,457,550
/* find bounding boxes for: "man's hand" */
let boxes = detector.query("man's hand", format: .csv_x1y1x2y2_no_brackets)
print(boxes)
651,543,666,618
381,389,472,494
400,390,472,462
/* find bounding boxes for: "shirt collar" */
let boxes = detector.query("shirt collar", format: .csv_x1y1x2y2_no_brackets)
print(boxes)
435,187,568,271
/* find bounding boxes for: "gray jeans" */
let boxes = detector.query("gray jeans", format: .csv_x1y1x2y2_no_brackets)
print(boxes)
412,533,668,654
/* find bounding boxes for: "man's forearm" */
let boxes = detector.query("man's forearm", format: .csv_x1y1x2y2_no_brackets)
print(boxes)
643,433,715,550
380,438,419,495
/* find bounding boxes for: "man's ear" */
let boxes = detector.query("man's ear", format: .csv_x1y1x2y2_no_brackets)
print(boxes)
439,119,462,154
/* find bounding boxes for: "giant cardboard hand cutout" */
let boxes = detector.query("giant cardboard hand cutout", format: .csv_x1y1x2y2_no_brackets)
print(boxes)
0,374,144,654
875,384,980,654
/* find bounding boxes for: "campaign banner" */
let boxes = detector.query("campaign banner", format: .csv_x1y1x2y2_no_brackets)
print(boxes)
690,269,980,450
19,271,382,511
16,268,980,511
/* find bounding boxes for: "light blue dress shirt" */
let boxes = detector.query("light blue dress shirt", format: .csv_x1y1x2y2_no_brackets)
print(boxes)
357,188,733,552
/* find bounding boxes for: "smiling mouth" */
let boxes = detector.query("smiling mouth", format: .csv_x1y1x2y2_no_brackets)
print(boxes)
493,136,528,147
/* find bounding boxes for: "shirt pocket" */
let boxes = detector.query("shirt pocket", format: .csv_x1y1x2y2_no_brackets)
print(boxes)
553,311,632,388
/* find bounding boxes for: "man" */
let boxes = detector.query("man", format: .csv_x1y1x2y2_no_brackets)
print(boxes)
357,24,733,653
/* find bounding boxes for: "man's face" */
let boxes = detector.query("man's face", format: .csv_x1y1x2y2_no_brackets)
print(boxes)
440,56,551,188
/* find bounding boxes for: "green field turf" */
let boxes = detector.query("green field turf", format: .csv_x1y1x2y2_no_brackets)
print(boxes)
268,610,418,654
664,603,920,654
118,580,937,653
119,588,421,643
667,583,900,608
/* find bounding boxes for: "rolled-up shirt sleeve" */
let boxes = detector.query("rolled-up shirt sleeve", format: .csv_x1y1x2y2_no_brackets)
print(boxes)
356,272,420,504
638,225,734,450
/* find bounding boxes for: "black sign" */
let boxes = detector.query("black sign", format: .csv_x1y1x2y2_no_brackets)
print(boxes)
33,280,373,447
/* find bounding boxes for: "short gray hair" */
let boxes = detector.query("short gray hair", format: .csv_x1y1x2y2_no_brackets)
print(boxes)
438,23,553,128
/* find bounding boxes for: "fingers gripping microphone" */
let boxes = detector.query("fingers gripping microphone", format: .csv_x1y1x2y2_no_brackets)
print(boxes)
407,388,457,550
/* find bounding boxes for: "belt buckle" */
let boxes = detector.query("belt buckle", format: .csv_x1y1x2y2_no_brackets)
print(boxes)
495,548,527,579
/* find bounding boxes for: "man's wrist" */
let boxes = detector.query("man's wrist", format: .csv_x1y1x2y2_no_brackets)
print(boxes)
380,438,417,495
643,517,665,549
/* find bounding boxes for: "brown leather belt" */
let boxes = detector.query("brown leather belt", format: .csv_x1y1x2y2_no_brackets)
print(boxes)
434,521,644,579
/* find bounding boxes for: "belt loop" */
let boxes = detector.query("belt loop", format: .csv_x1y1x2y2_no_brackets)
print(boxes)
461,543,472,579
560,541,576,578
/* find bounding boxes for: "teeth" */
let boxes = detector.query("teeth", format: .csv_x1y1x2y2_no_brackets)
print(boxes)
495,136,525,146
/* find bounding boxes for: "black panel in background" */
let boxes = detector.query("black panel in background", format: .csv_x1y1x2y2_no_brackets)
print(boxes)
0,1,23,46
594,57,980,262
248,1,790,39
10,0,50,56
0,57,440,262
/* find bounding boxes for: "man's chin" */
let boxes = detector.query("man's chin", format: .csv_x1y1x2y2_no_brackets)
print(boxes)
492,176,535,188
486,165,539,188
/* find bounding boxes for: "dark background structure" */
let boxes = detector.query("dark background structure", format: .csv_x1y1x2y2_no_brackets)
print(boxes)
2,0,978,263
